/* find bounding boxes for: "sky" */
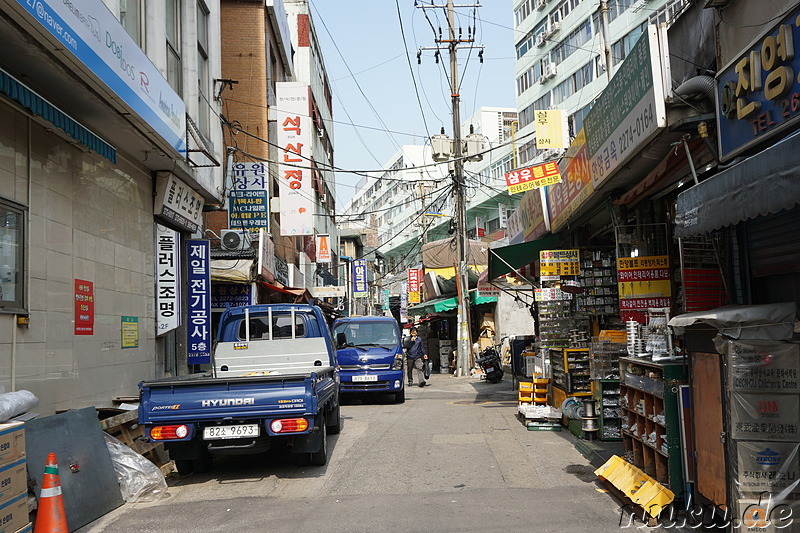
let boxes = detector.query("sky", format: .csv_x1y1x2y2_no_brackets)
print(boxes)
309,0,518,210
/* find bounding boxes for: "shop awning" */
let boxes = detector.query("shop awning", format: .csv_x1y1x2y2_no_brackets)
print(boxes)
487,234,560,280
407,296,458,316
470,291,498,306
674,130,800,238
0,67,116,163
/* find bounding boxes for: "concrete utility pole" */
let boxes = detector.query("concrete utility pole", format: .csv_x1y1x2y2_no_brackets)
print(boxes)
417,0,482,377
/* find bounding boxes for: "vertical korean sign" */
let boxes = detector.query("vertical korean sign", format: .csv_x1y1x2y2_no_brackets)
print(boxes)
187,240,211,364
74,279,94,335
408,268,422,304
352,259,368,298
400,282,409,323
156,224,180,335
276,82,314,235
229,162,269,232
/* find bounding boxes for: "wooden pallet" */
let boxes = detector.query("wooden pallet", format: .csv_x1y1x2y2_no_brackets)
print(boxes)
99,409,174,477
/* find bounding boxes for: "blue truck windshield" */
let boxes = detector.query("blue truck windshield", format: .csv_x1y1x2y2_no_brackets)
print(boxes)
333,322,398,347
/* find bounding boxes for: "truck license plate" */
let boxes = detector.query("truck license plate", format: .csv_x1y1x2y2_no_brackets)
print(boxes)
203,424,260,440
352,375,378,382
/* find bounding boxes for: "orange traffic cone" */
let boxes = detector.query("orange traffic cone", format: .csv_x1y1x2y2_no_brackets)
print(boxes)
34,452,68,533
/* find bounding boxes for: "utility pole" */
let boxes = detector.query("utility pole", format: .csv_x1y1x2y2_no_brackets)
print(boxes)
417,0,482,377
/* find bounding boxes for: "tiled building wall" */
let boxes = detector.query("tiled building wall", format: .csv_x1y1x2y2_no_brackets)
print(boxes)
0,99,156,413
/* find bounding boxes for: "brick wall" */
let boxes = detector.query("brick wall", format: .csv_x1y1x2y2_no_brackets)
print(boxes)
220,2,269,157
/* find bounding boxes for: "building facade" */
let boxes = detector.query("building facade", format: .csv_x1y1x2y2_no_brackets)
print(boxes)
0,0,225,413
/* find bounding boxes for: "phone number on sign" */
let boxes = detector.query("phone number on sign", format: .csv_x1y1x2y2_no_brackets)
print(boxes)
591,102,656,180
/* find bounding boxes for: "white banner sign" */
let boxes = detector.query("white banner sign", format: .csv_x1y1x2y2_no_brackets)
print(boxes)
154,172,204,232
316,234,331,263
10,0,187,154
277,82,314,235
155,224,180,335
311,286,346,298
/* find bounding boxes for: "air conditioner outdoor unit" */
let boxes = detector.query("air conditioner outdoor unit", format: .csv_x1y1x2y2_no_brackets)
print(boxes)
535,33,547,48
220,229,252,251
545,62,558,79
537,75,548,85
536,0,547,10
549,21,561,35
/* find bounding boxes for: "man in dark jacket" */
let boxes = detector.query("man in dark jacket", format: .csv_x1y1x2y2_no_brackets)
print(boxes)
406,327,428,387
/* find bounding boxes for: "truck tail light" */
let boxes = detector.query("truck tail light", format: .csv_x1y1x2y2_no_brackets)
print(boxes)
150,425,189,440
270,418,309,433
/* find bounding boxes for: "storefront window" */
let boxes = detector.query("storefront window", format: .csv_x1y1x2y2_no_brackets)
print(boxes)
0,199,25,312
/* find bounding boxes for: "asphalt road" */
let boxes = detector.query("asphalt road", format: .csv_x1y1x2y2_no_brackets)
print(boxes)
80,374,642,533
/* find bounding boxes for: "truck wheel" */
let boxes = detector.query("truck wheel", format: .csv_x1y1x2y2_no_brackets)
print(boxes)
175,459,193,475
310,419,328,466
326,403,342,435
193,450,213,473
394,388,405,404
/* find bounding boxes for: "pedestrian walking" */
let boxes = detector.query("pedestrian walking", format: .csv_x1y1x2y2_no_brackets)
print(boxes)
405,327,428,387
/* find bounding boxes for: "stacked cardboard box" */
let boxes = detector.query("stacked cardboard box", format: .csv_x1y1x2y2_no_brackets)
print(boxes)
0,422,30,533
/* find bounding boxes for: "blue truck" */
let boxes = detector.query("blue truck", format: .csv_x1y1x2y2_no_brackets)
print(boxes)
139,304,340,473
332,316,405,403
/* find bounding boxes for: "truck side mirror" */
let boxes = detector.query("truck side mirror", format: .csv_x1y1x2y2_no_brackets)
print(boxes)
336,332,347,348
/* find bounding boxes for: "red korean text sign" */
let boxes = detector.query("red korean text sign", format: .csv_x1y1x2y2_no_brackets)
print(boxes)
504,161,562,195
408,268,422,304
74,279,94,335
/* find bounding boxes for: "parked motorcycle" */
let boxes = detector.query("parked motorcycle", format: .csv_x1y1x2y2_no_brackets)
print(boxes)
476,346,504,383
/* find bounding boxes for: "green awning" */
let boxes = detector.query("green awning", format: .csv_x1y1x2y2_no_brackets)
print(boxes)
487,234,560,280
470,291,497,306
0,68,116,163
407,295,458,316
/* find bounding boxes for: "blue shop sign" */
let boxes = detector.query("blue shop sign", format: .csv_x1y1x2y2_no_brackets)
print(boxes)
717,6,800,161
352,259,368,298
12,0,187,155
187,240,211,365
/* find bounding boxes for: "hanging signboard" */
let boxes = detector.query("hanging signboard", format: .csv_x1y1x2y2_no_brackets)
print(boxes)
258,229,276,283
716,5,800,161
74,279,94,335
534,109,569,149
352,259,368,298
316,234,332,263
154,172,204,232
539,249,580,276
187,240,211,365
277,82,314,235
535,287,573,301
583,25,667,190
400,281,409,322
504,161,562,194
382,289,390,311
547,129,594,232
311,285,346,298
229,162,269,232
156,224,180,335
210,283,252,309
408,268,422,304
617,255,672,321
